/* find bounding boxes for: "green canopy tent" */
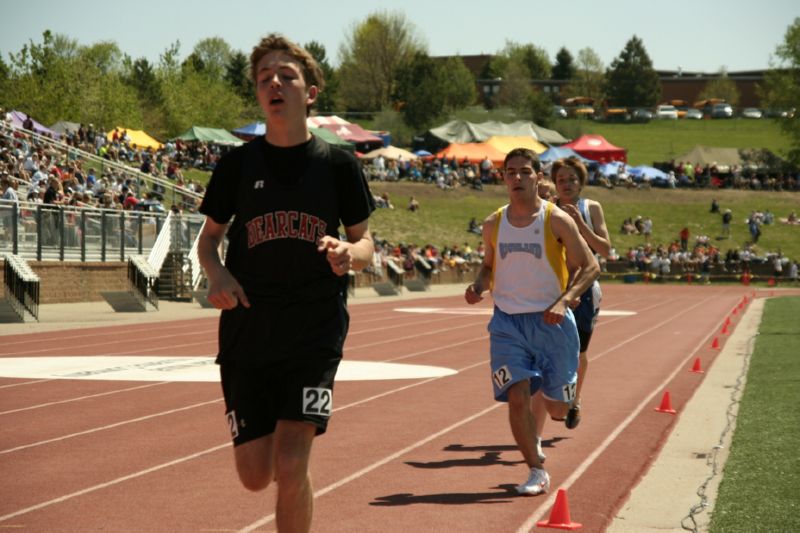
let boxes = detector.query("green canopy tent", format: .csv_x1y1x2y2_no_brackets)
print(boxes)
173,126,243,146
310,127,355,152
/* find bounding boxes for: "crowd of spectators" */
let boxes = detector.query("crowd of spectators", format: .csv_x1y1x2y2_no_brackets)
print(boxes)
363,154,499,190
1,114,211,217
363,235,485,282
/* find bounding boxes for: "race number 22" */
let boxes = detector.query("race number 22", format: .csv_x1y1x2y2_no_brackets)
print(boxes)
303,387,332,417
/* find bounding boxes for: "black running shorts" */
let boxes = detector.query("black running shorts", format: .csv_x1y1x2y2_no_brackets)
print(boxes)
220,356,341,446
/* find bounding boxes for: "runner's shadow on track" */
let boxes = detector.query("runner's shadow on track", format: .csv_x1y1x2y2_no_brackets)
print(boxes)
371,485,519,506
403,439,568,470
406,451,522,469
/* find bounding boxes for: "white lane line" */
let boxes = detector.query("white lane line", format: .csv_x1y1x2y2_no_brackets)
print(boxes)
238,402,504,533
0,398,221,455
0,443,230,523
0,378,53,389
515,300,722,531
0,359,487,523
0,382,170,416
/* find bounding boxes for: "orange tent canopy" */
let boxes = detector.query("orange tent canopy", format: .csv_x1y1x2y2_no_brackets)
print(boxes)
434,142,506,167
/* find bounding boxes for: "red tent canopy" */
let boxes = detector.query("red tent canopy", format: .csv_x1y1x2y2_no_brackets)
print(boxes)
318,123,382,144
562,134,627,163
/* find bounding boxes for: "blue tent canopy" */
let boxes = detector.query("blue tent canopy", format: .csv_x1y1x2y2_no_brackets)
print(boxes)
628,165,668,182
539,146,594,163
597,161,625,176
231,122,265,138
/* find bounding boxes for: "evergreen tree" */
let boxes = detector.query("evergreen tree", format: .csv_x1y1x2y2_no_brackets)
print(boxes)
304,41,337,113
605,36,660,107
552,47,575,80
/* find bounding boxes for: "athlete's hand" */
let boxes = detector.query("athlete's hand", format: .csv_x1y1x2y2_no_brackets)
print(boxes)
465,283,483,304
569,297,580,309
207,269,250,310
319,236,352,277
559,203,582,225
543,299,567,325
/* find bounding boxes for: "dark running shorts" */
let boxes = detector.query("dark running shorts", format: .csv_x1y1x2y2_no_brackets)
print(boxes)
573,288,599,353
220,356,341,446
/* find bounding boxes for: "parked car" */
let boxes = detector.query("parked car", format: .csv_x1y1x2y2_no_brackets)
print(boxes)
552,105,567,119
741,107,763,119
711,103,734,118
764,108,795,118
631,108,653,122
684,108,703,120
655,105,679,119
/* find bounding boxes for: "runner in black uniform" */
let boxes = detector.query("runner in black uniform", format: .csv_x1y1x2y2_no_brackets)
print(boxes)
198,34,374,532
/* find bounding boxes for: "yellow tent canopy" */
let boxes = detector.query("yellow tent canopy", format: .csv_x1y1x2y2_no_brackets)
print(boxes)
485,135,547,155
106,127,163,150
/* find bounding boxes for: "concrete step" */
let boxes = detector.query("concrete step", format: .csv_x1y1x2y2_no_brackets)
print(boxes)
100,291,155,313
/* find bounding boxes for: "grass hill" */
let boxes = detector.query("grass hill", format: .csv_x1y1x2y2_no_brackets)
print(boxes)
368,182,800,262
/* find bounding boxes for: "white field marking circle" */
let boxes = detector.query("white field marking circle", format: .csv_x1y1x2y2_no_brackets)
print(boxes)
394,307,636,317
0,357,457,383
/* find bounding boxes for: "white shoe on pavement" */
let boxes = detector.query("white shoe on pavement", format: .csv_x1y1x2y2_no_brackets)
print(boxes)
516,467,550,496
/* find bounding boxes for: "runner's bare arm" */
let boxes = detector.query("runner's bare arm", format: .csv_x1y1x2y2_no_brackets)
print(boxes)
198,217,250,309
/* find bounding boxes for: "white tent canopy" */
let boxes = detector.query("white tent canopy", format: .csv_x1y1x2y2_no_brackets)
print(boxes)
361,145,417,161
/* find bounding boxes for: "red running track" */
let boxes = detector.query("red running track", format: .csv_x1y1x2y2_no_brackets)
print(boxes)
0,284,765,532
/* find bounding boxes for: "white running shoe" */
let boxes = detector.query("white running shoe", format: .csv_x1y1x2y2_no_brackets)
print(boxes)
516,467,550,496
536,437,546,463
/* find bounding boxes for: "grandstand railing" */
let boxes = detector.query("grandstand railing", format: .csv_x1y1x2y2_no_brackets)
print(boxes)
0,199,209,262
2,252,40,321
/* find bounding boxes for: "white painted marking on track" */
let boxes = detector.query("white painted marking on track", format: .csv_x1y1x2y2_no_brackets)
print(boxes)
395,306,637,317
0,357,456,382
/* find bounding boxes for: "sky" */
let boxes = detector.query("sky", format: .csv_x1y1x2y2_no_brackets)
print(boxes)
3,0,798,73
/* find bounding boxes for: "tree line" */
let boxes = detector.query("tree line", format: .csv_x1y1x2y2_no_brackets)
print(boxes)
1,12,798,164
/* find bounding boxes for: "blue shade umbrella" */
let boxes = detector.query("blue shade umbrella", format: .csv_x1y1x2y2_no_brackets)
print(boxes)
414,149,433,157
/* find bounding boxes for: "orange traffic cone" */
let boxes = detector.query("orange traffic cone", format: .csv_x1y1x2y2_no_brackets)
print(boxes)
732,306,738,316
711,337,720,350
655,391,677,414
721,323,729,335
536,488,582,530
690,358,704,373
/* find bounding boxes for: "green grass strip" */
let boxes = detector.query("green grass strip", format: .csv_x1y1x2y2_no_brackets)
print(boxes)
710,296,800,532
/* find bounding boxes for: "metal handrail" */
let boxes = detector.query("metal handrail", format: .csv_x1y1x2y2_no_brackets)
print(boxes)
2,252,40,321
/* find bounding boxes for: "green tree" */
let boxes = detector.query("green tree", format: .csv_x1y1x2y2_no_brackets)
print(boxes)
763,17,800,166
224,50,255,104
552,47,575,80
122,57,162,107
563,47,606,103
489,41,552,81
159,62,244,137
337,11,425,111
304,41,337,113
697,68,741,107
522,90,556,128
394,54,476,131
190,37,232,81
3,31,140,128
497,58,533,112
605,36,660,107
